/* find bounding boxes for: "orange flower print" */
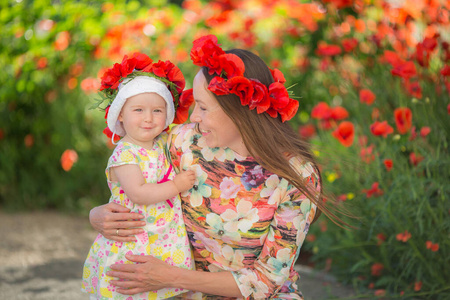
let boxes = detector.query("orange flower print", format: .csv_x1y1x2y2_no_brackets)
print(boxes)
61,149,78,171
394,107,413,134
396,230,411,242
332,121,354,147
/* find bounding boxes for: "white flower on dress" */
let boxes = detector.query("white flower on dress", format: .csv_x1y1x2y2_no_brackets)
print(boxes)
182,164,211,207
260,175,289,205
221,200,259,233
212,244,245,271
193,231,222,254
180,152,193,170
293,215,308,246
175,127,196,153
267,248,293,285
238,271,269,298
205,213,241,242
219,177,240,199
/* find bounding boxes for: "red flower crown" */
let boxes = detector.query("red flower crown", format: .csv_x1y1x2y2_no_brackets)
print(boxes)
190,35,299,122
95,53,194,140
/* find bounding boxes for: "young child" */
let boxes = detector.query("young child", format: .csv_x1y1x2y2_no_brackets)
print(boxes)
82,53,195,300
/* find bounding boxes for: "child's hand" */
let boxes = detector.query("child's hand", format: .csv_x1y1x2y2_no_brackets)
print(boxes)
173,170,196,193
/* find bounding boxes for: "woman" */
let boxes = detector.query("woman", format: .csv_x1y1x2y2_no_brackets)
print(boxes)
90,35,338,299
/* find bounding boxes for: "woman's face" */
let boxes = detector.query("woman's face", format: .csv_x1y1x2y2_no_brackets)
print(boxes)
190,71,249,157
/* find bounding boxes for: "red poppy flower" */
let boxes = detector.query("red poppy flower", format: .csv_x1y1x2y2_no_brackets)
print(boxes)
441,65,450,77
380,50,403,68
363,182,383,198
370,121,394,137
342,38,358,52
268,82,290,110
426,241,439,252
219,53,245,78
394,107,413,134
61,149,78,172
270,68,286,84
420,126,431,137
248,79,270,113
316,43,342,56
279,98,299,122
414,281,422,292
360,145,375,163
376,233,386,245
409,152,424,166
228,76,254,106
190,35,226,75
173,89,194,124
166,63,186,94
383,159,393,171
131,52,153,70
406,81,422,98
391,61,417,79
360,89,376,105
298,124,316,140
330,106,349,120
311,102,332,120
208,76,230,96
396,230,411,242
332,121,354,147
374,290,386,297
371,263,384,276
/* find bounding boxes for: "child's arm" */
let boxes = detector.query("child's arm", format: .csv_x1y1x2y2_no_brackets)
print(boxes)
112,164,196,206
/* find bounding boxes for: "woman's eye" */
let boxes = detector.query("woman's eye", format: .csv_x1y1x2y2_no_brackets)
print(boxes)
200,107,206,111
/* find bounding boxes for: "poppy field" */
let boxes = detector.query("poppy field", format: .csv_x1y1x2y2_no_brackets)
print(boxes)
1,0,449,298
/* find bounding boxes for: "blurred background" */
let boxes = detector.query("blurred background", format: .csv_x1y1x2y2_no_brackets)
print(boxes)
1,0,449,298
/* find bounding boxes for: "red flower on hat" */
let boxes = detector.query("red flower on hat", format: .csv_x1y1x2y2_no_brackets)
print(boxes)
268,82,290,110
228,76,254,106
220,53,245,78
131,52,153,70
173,89,194,124
279,98,299,122
100,56,136,91
270,68,286,84
248,79,270,113
208,77,230,95
190,34,226,75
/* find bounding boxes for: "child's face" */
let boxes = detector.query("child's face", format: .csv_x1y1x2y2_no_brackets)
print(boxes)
118,92,167,148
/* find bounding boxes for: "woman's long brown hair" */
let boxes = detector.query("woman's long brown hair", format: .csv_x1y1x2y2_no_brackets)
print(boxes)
201,49,353,227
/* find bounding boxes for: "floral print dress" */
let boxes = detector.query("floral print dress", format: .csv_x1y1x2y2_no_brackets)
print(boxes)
167,124,320,300
82,133,194,300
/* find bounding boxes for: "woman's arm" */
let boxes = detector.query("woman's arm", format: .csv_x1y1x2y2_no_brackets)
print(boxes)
107,254,243,298
113,164,195,205
89,202,146,242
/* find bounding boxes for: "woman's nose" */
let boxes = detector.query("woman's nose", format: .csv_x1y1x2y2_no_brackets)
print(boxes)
190,106,200,123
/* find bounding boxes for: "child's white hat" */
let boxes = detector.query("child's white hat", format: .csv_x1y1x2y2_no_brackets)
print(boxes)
107,76,175,137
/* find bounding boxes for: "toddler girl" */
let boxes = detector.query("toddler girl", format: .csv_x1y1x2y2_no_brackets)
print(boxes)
82,53,195,300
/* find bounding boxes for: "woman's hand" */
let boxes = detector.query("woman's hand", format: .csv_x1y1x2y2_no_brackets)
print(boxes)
107,254,176,294
89,202,146,242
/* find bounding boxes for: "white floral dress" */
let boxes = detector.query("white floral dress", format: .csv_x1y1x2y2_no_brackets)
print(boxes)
167,124,320,300
82,133,194,300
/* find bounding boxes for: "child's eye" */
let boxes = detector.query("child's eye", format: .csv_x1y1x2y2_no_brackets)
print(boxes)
154,109,163,113
134,108,143,112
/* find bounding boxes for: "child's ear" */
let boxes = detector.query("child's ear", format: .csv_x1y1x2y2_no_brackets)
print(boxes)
118,112,123,122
